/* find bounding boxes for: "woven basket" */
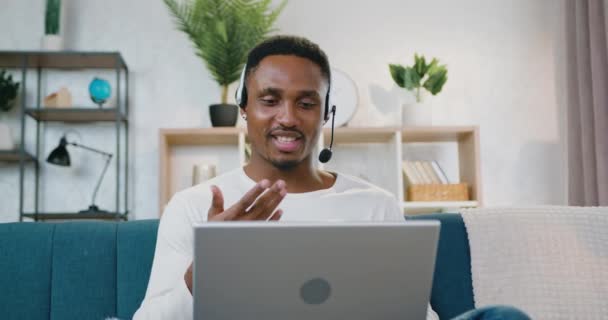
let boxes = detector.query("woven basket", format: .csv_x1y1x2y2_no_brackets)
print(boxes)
407,183,469,201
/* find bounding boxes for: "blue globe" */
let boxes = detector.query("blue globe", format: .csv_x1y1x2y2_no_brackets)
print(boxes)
89,77,111,107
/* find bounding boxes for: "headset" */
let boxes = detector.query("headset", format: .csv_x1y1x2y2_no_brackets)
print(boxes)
235,64,336,163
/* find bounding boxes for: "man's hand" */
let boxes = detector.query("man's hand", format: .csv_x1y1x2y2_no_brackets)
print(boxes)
207,179,286,221
184,179,287,294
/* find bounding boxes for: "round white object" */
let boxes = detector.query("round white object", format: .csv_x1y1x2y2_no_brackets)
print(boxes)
325,68,358,128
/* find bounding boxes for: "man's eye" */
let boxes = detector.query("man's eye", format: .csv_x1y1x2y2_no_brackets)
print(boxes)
299,101,317,109
260,98,278,105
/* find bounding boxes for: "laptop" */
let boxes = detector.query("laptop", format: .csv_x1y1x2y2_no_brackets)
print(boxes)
193,221,440,320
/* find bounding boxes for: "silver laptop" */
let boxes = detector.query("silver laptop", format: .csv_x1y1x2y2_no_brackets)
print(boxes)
193,221,440,320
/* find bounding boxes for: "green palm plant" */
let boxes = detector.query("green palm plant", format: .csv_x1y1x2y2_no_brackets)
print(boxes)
389,54,448,103
164,0,287,104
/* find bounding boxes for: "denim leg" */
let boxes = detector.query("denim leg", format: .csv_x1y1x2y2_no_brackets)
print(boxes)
450,305,531,320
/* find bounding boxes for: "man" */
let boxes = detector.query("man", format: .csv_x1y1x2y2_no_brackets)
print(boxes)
134,35,529,320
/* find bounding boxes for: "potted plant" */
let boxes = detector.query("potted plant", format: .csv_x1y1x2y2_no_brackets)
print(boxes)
389,54,448,126
0,70,20,150
41,0,63,50
164,0,286,127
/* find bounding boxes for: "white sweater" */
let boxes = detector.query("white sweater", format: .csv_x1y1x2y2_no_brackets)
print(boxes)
134,167,438,320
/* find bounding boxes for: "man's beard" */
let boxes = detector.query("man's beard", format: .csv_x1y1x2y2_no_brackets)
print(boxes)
269,158,300,170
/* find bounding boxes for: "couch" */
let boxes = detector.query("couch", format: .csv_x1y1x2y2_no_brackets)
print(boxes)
0,214,473,320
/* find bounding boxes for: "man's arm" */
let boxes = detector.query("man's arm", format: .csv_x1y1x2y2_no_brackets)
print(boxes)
133,195,196,320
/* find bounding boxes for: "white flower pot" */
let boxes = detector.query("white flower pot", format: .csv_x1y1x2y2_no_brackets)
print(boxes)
41,35,63,51
401,100,432,127
0,123,15,150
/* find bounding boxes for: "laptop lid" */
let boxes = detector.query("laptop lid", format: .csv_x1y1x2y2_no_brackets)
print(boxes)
193,221,440,320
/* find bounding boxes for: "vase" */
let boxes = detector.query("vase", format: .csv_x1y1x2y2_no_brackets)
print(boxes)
0,123,15,150
401,99,432,127
192,164,217,186
41,34,63,51
209,104,238,127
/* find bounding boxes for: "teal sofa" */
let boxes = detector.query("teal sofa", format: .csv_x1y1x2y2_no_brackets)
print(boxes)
0,214,473,320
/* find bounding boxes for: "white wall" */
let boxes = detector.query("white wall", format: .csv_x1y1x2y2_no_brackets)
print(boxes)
0,0,567,221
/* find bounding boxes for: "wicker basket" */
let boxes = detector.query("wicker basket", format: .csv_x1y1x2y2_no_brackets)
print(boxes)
407,183,469,201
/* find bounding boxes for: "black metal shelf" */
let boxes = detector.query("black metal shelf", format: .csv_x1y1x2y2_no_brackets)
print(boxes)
5,50,131,222
22,212,128,221
0,150,37,162
25,107,127,123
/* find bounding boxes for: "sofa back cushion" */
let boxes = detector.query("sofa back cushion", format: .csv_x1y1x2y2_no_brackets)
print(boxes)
409,213,475,319
0,220,158,320
116,220,159,319
0,223,54,319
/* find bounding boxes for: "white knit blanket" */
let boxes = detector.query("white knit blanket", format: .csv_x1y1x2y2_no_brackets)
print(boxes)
461,207,608,319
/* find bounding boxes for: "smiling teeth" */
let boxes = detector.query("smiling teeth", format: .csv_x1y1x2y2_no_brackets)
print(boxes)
276,136,296,142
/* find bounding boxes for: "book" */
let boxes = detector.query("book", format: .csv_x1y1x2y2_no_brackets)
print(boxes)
413,161,433,184
402,161,421,185
421,161,442,184
430,161,450,184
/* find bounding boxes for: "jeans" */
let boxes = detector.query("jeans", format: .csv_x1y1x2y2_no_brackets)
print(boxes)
451,305,531,320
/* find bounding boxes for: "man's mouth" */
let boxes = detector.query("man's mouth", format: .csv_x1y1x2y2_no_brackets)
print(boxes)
270,133,303,153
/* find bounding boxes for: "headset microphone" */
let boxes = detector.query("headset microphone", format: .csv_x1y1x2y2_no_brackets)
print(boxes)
318,105,336,163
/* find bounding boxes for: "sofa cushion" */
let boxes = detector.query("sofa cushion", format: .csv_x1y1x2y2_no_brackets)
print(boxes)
0,223,54,319
409,213,475,319
50,222,118,320
116,220,159,319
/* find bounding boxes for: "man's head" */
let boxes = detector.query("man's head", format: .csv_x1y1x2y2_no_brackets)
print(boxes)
238,35,331,170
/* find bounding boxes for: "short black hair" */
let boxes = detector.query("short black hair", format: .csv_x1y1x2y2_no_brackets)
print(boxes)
239,35,332,119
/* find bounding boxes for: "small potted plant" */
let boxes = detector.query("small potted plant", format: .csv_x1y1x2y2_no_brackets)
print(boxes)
389,54,448,126
41,0,63,50
0,70,20,150
164,0,286,127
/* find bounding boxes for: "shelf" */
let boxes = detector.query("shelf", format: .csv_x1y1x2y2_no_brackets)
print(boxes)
400,201,478,209
0,150,37,162
25,108,127,122
324,127,399,144
0,51,127,69
402,126,477,142
22,212,128,221
161,127,245,146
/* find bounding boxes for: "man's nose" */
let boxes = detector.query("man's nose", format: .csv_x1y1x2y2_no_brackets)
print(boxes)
275,103,298,127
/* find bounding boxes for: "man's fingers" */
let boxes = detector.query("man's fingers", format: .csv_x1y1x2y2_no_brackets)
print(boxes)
248,180,287,220
207,185,225,218
268,209,283,221
221,179,271,220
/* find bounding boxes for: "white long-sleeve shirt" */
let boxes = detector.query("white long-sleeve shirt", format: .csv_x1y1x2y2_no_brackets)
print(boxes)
134,167,439,320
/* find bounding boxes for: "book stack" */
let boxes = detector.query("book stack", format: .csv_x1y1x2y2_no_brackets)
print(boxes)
402,160,469,201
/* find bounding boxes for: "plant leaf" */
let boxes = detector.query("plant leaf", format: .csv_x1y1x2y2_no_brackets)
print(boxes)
389,64,406,88
403,67,421,91
423,66,447,95
414,53,427,78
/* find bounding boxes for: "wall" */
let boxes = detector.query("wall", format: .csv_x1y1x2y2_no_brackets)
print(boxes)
0,0,567,221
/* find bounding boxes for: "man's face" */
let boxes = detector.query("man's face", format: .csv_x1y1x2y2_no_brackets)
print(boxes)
243,55,328,169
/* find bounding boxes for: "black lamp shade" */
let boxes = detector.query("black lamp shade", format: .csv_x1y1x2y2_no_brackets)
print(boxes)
46,137,71,166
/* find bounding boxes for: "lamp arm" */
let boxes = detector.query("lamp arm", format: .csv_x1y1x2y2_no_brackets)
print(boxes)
90,153,113,207
69,142,113,158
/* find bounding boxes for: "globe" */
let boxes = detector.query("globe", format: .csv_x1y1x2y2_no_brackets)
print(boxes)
89,77,111,108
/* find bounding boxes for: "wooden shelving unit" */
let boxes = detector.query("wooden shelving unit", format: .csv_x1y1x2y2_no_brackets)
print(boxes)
159,126,482,216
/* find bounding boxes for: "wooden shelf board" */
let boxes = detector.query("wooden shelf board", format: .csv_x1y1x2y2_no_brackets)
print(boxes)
0,51,127,69
22,212,128,220
324,127,399,144
161,127,245,146
0,150,37,162
25,108,127,122
402,126,477,142
400,201,478,209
